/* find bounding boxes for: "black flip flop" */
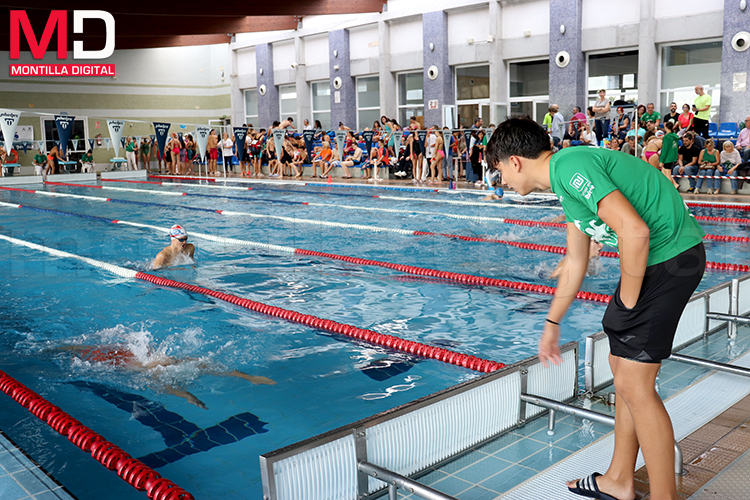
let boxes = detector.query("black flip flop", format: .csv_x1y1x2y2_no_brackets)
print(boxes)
567,473,620,500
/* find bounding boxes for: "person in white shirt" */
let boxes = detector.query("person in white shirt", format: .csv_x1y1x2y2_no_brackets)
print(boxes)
221,132,234,175
580,121,598,147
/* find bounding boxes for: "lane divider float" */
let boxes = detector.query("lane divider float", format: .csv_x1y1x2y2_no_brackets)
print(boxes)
0,232,505,373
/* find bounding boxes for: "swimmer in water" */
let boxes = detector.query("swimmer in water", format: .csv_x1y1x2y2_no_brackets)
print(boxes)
58,344,275,409
551,239,604,278
153,224,195,269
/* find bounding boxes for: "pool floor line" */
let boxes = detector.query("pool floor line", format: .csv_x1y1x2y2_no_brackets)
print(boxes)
0,231,506,374
0,200,613,304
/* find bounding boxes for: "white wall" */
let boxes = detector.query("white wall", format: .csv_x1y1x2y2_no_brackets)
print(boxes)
502,0,549,39
237,47,256,75
350,24,380,60
582,0,639,28
448,6,490,46
654,0,723,18
272,40,296,71
304,34,330,66
389,18,423,54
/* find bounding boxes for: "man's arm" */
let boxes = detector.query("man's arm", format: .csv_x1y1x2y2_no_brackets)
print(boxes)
539,223,591,366
597,190,649,308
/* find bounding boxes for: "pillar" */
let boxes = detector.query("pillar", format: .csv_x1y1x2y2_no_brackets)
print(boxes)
638,0,658,107
719,0,750,123
548,0,585,119
379,20,397,123
329,29,356,129
256,43,279,128
422,11,453,128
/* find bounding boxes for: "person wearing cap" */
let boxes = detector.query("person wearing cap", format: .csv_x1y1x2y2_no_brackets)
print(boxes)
153,225,195,269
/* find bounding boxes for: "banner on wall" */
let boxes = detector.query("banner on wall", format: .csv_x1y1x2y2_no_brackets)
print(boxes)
195,126,210,161
392,130,403,152
302,129,315,160
72,139,79,151
362,130,374,154
233,127,248,158
462,129,473,158
104,138,111,150
177,132,183,142
272,129,285,152
55,115,76,155
88,139,95,151
153,122,171,157
107,119,125,157
0,109,21,151
149,135,156,145
37,140,45,152
335,130,347,160
417,129,427,153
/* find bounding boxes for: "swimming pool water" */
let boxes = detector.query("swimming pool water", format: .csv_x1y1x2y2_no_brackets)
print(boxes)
0,181,747,499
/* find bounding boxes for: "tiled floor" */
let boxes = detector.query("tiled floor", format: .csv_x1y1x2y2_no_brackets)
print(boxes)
0,430,76,500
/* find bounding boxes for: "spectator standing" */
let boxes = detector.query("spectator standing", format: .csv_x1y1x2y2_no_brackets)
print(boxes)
125,136,138,170
659,122,680,189
568,106,587,139
673,132,701,192
720,141,743,194
641,103,661,128
550,105,565,148
592,89,611,143
221,132,234,175
696,138,720,194
693,85,712,139
207,129,219,176
737,117,750,162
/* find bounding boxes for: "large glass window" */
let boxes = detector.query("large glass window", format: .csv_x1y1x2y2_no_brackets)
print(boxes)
397,72,423,126
660,41,721,119
279,84,297,126
587,51,638,106
244,89,258,127
311,81,331,131
508,61,549,123
456,65,489,101
356,76,380,131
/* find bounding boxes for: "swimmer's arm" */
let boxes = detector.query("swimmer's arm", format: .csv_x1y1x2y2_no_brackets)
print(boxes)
597,190,649,309
164,387,207,410
152,250,168,269
186,244,195,258
540,224,590,367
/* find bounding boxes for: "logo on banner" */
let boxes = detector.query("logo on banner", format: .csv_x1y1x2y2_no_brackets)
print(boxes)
335,130,347,160
233,127,248,156
107,119,125,157
392,131,403,151
0,109,21,150
54,114,76,155
362,130,374,153
194,126,210,161
302,129,316,159
417,129,427,150
9,10,116,77
153,122,171,156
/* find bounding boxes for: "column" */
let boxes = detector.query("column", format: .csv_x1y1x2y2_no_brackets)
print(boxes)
295,36,311,127
422,11,452,127
379,20,397,121
229,47,244,126
719,0,750,122
256,43,279,128
329,29,356,129
548,0,585,119
489,0,506,123
638,0,658,107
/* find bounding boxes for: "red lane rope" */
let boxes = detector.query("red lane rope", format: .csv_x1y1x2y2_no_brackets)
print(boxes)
292,249,611,304
101,179,163,185
149,175,216,183
45,181,103,189
0,186,37,193
0,370,193,500
134,272,507,372
687,202,750,212
696,215,750,224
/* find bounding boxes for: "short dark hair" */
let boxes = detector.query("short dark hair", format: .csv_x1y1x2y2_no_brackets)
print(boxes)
485,118,552,170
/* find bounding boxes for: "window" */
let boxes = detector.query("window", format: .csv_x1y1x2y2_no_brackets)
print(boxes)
397,72,423,127
508,61,549,123
660,41,721,119
244,89,258,127
279,84,297,126
311,81,331,130
587,51,638,106
356,76,380,131
456,66,489,101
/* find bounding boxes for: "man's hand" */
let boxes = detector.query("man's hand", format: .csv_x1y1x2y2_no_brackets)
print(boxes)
539,322,562,368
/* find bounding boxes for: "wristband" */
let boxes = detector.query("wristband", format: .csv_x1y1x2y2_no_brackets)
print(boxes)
546,318,559,326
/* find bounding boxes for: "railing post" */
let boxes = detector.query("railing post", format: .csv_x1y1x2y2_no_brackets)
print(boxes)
355,426,369,499
519,368,529,423
584,336,595,395
730,279,739,339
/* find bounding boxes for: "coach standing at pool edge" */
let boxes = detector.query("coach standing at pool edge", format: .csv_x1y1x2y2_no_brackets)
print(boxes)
485,118,705,500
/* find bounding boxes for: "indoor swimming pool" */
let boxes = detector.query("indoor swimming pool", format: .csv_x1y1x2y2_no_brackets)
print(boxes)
0,178,748,499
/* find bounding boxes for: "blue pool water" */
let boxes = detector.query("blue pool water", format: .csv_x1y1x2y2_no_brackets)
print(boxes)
0,181,747,499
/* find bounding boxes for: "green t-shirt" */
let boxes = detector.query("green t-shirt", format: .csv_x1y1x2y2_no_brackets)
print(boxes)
542,113,553,128
125,142,135,152
82,153,93,163
33,153,46,164
641,111,660,124
659,132,680,164
549,147,705,266
694,94,712,120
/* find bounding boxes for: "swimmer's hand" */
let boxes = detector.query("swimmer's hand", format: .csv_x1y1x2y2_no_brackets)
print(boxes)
186,394,208,410
539,322,562,368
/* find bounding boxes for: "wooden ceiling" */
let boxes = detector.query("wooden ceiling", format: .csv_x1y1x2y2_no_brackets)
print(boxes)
1,1,384,51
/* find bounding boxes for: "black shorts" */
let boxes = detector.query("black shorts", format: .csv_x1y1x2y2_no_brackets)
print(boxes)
280,151,293,164
602,242,706,363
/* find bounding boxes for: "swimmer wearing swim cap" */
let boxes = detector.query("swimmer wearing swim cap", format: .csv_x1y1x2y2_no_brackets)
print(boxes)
482,172,505,201
153,224,196,269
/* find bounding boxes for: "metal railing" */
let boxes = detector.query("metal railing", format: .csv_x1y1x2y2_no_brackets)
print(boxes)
358,462,457,500
260,342,579,500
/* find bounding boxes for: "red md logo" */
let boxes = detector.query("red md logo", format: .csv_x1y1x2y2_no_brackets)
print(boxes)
10,10,115,60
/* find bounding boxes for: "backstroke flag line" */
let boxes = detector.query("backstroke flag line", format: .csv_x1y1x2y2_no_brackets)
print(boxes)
0,109,21,152
107,119,125,158
195,126,210,161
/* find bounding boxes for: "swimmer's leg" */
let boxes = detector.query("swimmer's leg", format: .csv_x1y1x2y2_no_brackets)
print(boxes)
217,370,276,385
164,387,207,409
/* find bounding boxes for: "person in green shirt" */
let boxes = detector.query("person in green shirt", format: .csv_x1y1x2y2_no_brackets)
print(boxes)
32,149,46,176
640,103,661,127
693,85,712,139
81,149,94,173
658,121,680,188
486,118,705,500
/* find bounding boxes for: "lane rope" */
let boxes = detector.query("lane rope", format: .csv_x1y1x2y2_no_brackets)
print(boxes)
0,232,506,373
0,370,193,500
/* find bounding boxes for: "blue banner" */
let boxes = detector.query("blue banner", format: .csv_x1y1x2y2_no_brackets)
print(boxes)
417,129,427,153
177,132,183,141
362,130,374,154
463,129,473,158
233,127,248,157
54,115,76,155
153,122,171,157
149,134,156,144
302,129,316,161
88,139,95,150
